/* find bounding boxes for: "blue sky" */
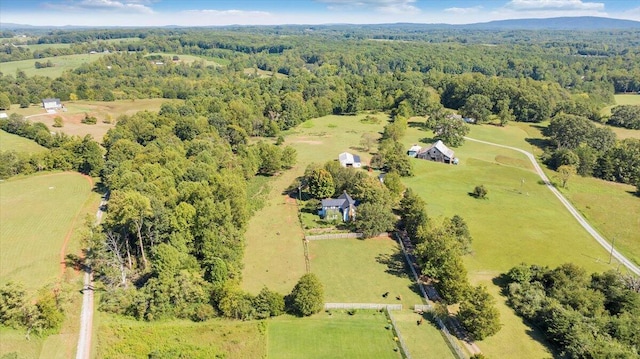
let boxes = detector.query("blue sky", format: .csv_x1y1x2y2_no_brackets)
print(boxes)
1,0,639,26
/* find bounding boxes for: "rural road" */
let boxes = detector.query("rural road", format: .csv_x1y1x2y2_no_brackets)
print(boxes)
465,136,640,276
75,192,108,359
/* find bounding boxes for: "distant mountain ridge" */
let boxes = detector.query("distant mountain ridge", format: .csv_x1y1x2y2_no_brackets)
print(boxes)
1,16,639,30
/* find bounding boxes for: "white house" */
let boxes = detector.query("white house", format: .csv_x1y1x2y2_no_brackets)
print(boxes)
338,152,362,168
407,145,422,157
42,98,62,111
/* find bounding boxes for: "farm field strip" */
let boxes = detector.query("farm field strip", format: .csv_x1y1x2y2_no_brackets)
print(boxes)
0,129,48,153
0,53,106,78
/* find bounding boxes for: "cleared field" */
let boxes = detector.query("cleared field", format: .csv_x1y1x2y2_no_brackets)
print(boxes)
0,172,96,291
268,312,402,359
403,123,625,358
599,94,640,139
0,53,105,78
20,43,72,50
310,237,423,308
95,314,265,359
0,129,48,153
392,311,457,359
15,98,180,142
147,53,224,67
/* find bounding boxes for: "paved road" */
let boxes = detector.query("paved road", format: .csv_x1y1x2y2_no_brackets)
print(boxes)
75,193,108,359
465,136,640,276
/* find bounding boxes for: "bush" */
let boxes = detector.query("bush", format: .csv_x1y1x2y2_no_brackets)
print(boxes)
81,113,97,125
472,185,487,199
52,116,64,128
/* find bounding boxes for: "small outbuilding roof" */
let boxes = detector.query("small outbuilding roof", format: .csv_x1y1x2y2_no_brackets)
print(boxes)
408,145,422,153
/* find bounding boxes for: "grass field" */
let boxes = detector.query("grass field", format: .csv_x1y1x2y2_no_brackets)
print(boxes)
147,53,224,67
0,129,48,153
95,314,266,359
309,238,423,307
0,53,105,78
599,94,640,139
402,122,628,358
11,98,180,141
392,311,457,359
0,172,97,291
268,312,402,359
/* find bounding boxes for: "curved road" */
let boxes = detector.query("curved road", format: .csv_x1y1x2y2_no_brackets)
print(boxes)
465,136,640,276
75,193,107,359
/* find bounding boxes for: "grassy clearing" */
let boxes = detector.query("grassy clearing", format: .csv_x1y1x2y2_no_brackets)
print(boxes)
0,129,48,153
20,43,72,50
599,94,640,139
392,311,457,359
0,172,97,291
310,237,423,308
147,53,223,67
0,53,105,78
95,314,265,359
268,312,401,359
403,123,626,358
11,98,179,142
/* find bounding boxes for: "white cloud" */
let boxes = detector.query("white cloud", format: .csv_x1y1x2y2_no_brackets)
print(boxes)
444,6,483,15
43,0,154,14
506,0,605,11
317,0,419,14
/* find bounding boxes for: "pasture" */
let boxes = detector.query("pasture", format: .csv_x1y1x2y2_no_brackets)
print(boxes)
242,113,386,294
309,237,423,307
0,129,47,153
392,311,457,359
14,98,180,141
0,53,105,78
403,123,626,358
599,94,640,139
147,53,224,67
95,314,265,359
0,172,97,291
268,312,402,359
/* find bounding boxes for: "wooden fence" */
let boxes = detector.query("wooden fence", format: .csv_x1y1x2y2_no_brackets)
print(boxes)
306,232,390,240
385,308,412,359
324,303,402,310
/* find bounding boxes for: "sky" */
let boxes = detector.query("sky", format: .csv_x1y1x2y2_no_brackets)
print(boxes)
1,0,639,27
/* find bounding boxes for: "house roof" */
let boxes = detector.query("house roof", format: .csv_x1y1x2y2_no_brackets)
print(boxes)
321,191,355,210
408,145,422,152
42,98,61,104
421,140,455,159
338,152,361,164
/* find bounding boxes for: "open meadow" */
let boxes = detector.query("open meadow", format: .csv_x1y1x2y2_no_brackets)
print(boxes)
95,314,266,359
0,129,47,153
600,94,640,139
0,172,98,290
12,98,180,141
0,53,105,78
268,311,402,359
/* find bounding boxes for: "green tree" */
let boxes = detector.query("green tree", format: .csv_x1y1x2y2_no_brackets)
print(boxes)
432,117,469,147
255,141,283,175
0,282,26,327
557,165,576,188
399,188,428,241
461,94,492,123
472,185,487,199
307,168,335,199
52,116,64,128
544,114,594,150
107,190,153,270
253,287,285,319
458,285,501,340
289,273,324,316
353,201,396,238
0,92,11,110
360,132,377,152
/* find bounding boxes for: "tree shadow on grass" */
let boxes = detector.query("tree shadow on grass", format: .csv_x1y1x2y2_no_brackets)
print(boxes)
376,251,407,278
525,137,552,152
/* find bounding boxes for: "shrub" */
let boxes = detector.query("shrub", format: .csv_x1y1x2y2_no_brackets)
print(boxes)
53,116,64,128
289,273,324,316
472,185,487,199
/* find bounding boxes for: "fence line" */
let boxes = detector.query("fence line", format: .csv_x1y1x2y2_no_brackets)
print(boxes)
413,305,431,312
394,232,468,359
385,308,412,359
306,232,390,240
324,303,402,310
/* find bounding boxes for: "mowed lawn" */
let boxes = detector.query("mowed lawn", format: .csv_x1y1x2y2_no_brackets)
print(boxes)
0,172,95,290
0,53,105,78
309,238,423,307
95,314,265,359
392,311,456,359
268,312,401,359
0,129,48,153
600,94,640,139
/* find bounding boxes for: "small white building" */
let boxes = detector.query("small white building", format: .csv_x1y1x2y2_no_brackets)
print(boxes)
338,152,362,168
407,145,422,157
42,98,62,111
0,113,7,119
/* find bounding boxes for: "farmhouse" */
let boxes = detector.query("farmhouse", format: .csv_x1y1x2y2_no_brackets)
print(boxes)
319,191,356,222
42,98,62,111
416,140,458,164
338,152,362,168
407,145,422,157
